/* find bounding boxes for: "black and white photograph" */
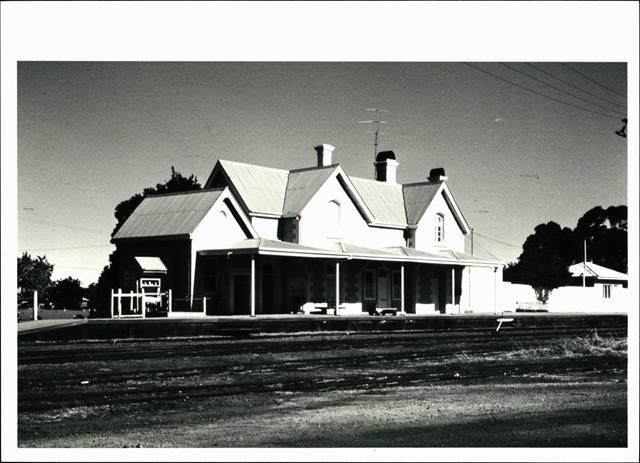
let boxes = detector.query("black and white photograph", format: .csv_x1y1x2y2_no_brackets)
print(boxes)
2,2,638,462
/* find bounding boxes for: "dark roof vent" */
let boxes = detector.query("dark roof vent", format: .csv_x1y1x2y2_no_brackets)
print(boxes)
428,167,448,182
376,150,396,162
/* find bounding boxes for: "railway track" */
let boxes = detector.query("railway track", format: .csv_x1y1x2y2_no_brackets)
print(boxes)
19,326,627,414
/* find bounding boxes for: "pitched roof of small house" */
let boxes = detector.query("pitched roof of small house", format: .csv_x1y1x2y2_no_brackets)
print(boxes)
113,189,224,240
568,262,628,281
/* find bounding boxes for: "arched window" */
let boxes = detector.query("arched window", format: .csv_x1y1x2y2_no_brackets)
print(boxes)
435,214,444,243
327,200,341,238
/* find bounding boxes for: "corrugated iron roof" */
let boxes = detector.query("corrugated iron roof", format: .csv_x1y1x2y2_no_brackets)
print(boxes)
113,189,223,240
569,262,628,280
402,182,442,225
351,177,406,225
219,160,289,215
282,165,337,215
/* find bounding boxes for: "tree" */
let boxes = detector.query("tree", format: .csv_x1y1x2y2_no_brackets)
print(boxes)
111,166,202,237
572,205,627,273
504,221,575,300
95,167,202,317
17,252,53,298
49,277,84,310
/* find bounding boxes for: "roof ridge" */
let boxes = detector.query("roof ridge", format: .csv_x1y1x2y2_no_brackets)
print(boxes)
402,180,441,188
220,159,290,173
351,176,402,187
143,187,224,199
289,164,338,174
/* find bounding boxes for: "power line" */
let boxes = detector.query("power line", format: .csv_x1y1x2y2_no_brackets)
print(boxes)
18,244,112,252
560,63,627,99
500,63,626,117
18,217,107,235
524,63,626,110
472,230,522,249
464,63,621,121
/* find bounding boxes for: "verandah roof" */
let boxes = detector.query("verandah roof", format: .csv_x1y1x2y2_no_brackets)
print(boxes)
197,238,502,267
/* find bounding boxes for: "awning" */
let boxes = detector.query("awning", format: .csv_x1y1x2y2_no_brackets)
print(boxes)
135,256,168,274
197,239,502,267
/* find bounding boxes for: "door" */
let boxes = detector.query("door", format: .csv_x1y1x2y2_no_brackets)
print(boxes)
377,269,389,308
232,274,250,314
437,268,447,314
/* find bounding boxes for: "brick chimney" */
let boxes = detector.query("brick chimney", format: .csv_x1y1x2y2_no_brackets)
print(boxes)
314,144,335,167
428,167,448,182
374,150,399,184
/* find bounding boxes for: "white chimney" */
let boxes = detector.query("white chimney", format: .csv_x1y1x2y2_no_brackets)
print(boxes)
314,144,335,167
374,150,399,184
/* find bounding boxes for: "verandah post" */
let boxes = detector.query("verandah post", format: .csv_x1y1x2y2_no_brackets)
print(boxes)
335,261,340,316
33,290,38,321
451,268,456,314
117,288,122,317
400,264,405,315
203,296,207,314
250,254,256,317
168,289,172,313
110,289,114,318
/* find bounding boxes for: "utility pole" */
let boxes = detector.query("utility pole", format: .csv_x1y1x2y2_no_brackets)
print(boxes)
471,228,474,255
358,108,388,176
583,240,587,288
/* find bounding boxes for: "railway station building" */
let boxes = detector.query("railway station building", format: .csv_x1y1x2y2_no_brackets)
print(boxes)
110,145,503,316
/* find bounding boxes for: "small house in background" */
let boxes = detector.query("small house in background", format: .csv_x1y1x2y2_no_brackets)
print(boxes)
111,144,503,317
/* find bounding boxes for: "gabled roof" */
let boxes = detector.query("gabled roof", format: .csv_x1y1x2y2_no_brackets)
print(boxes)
112,189,224,241
569,262,628,280
204,158,466,231
351,177,406,226
402,181,442,225
209,160,289,216
282,165,337,215
134,256,168,273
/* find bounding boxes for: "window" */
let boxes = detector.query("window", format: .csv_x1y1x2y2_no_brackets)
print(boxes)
435,214,444,244
392,270,401,300
364,269,376,300
603,284,611,299
327,200,341,238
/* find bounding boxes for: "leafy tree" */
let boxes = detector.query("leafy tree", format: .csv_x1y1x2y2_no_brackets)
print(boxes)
49,277,84,310
504,221,575,299
95,167,202,317
572,205,627,273
17,252,53,298
111,166,202,237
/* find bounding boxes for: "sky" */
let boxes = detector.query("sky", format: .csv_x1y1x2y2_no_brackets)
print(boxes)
16,61,628,286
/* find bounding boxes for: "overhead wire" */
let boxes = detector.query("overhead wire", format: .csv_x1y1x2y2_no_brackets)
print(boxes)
523,63,626,110
18,244,112,252
464,63,621,121
500,63,626,117
18,216,107,235
560,63,627,99
472,230,522,249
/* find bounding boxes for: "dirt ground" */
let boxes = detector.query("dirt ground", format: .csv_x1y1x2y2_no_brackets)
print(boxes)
18,329,627,447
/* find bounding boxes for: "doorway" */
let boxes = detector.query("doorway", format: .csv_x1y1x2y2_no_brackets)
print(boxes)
377,268,390,308
232,274,250,314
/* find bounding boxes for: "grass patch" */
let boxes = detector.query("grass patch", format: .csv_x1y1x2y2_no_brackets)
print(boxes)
509,330,627,359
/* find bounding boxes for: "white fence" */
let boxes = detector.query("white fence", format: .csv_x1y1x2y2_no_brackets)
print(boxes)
111,288,173,318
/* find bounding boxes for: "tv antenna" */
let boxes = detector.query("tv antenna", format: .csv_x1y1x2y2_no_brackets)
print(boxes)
358,108,388,173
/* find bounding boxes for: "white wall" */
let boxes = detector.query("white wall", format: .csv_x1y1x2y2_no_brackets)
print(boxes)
460,266,502,313
298,172,405,249
414,189,466,253
191,190,249,250
546,284,628,312
251,216,279,240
